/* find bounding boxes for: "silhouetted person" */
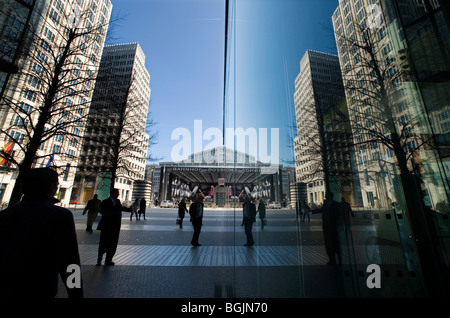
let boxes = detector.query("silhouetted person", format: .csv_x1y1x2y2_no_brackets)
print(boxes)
188,194,204,246
301,200,311,222
178,198,187,229
0,168,83,298
313,191,341,265
243,196,257,246
340,197,354,227
139,197,147,220
97,188,132,266
257,199,266,229
130,198,139,221
83,194,101,233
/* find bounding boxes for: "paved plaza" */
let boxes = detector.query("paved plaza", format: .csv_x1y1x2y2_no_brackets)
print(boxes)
55,207,414,299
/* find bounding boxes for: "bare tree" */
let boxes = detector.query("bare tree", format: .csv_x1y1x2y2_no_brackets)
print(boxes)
0,2,112,206
333,3,449,295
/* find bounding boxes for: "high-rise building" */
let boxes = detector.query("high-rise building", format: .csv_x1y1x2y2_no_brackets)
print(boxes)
0,0,112,205
333,0,450,296
72,43,151,203
332,0,449,211
293,50,356,206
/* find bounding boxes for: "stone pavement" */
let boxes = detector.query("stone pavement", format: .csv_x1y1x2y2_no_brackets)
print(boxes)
55,207,414,300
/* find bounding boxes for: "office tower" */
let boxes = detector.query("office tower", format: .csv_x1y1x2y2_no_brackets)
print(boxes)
72,43,151,202
0,0,112,204
332,0,449,211
293,50,355,206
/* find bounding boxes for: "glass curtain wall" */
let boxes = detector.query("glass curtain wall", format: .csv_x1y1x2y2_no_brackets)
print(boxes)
223,0,450,298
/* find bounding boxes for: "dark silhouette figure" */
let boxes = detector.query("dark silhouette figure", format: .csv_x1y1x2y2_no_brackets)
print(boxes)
257,199,266,229
313,191,341,265
178,198,188,229
97,188,132,266
0,168,83,298
83,194,101,233
138,197,147,220
243,196,257,246
188,194,204,246
130,198,139,221
295,200,302,222
301,200,311,222
340,197,355,227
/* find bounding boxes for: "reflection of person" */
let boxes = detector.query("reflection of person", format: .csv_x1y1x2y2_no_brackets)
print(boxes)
0,168,83,298
313,191,341,265
243,196,257,246
130,198,139,221
301,200,311,222
188,194,204,246
97,188,132,266
178,198,188,229
83,194,101,233
340,197,354,226
257,199,266,229
139,197,147,220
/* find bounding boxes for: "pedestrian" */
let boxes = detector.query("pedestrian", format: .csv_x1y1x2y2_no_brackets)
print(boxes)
0,168,83,298
242,196,257,246
301,200,311,222
188,194,204,246
130,198,139,221
312,191,341,265
178,198,188,229
295,200,302,222
340,197,355,227
257,199,266,229
96,188,132,266
83,193,101,233
138,197,147,220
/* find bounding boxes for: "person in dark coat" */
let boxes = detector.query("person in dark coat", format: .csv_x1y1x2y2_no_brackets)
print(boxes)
188,194,204,246
257,199,266,229
0,168,83,298
83,193,101,233
178,198,187,229
313,191,341,265
138,197,147,220
243,196,257,246
96,188,132,266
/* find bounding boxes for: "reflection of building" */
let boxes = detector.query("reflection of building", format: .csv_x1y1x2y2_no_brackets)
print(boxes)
332,0,449,211
0,0,112,205
145,164,160,199
72,43,151,202
293,50,357,205
158,146,283,207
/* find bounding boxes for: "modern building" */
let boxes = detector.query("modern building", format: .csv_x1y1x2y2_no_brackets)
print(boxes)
332,0,450,296
158,146,284,207
72,42,151,203
293,50,357,206
332,0,449,211
0,0,112,205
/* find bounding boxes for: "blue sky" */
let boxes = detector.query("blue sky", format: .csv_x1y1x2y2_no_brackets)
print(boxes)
107,0,339,165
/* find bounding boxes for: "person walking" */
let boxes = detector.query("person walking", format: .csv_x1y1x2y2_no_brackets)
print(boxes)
83,194,101,233
97,188,132,266
130,198,139,221
257,199,266,229
138,197,147,220
242,196,257,246
178,198,188,229
188,194,204,246
301,200,311,222
0,168,83,298
313,191,341,265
